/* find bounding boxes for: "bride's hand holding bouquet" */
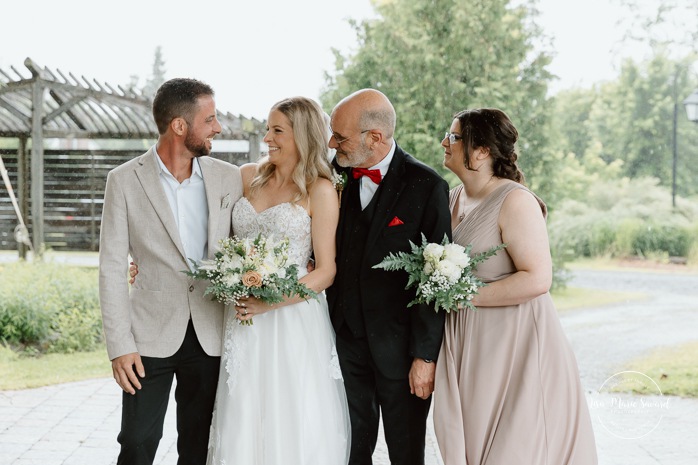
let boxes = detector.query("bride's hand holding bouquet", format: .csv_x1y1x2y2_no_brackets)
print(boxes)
187,234,317,325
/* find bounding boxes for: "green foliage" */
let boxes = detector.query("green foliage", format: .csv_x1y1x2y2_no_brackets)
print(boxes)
549,241,572,292
548,176,698,261
616,219,693,257
321,0,560,202
51,307,104,353
0,262,102,353
551,51,698,198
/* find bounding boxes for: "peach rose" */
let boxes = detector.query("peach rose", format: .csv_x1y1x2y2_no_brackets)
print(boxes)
241,270,263,288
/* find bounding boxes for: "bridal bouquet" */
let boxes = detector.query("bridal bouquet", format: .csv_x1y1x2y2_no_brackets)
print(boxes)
187,234,316,325
373,234,505,313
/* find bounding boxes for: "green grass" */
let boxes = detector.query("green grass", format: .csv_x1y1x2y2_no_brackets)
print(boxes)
568,257,698,274
617,341,698,398
551,286,647,312
0,344,111,390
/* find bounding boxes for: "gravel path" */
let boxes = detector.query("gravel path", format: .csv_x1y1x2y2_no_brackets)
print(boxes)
560,268,698,465
563,269,698,388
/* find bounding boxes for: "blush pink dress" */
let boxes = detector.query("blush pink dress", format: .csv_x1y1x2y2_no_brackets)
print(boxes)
433,181,597,465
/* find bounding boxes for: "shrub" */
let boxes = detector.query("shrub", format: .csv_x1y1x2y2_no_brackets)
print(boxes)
0,262,102,353
616,219,693,258
549,176,698,261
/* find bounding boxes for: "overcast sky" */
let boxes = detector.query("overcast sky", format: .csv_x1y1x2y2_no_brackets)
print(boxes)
0,0,680,120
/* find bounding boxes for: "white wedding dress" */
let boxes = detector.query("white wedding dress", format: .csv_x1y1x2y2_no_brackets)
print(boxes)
206,197,350,465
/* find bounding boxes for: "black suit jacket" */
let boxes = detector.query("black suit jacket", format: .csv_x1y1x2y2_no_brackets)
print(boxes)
327,144,452,379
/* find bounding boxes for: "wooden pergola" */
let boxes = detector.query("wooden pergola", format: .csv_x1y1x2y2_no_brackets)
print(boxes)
0,58,265,256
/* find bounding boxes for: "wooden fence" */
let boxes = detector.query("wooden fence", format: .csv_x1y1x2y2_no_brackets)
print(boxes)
0,148,248,252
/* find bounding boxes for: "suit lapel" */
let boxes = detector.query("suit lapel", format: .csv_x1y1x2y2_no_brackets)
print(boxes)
199,157,222,258
364,147,407,252
135,149,187,260
334,162,352,250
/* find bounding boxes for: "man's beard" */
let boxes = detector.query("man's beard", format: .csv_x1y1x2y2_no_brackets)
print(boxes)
185,132,211,157
336,141,372,168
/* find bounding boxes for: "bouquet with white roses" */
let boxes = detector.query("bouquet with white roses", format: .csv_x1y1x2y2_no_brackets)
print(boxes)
187,234,316,325
373,234,505,313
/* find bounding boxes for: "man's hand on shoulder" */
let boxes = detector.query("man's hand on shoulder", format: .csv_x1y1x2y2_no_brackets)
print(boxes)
111,352,145,395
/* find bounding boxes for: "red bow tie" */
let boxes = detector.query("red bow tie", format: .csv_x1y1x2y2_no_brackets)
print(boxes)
352,168,382,184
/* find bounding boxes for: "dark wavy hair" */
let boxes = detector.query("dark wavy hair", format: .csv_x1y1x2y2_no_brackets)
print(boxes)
152,78,215,134
454,108,525,184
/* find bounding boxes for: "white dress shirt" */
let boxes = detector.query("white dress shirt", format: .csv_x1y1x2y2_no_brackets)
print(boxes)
360,140,396,209
154,147,209,269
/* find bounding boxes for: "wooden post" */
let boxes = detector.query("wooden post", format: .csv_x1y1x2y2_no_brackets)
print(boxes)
30,80,45,257
248,132,261,162
17,136,28,259
90,150,97,251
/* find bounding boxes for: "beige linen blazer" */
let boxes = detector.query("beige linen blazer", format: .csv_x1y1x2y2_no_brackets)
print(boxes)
99,148,242,360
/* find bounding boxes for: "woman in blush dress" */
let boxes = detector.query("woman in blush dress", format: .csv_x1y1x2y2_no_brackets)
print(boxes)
433,108,597,465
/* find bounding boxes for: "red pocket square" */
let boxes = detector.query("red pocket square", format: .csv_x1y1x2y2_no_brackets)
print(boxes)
388,216,404,227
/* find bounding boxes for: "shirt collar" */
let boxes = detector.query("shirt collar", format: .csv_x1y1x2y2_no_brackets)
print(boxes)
154,145,203,180
369,140,396,175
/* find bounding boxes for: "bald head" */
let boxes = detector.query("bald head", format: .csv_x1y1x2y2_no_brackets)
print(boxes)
333,89,396,139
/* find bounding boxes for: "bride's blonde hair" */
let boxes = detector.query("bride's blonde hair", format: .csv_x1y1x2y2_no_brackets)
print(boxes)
249,97,334,203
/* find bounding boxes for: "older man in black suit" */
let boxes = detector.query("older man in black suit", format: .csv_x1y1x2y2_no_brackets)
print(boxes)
326,89,451,465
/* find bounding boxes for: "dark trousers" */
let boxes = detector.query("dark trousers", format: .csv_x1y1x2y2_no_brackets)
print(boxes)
336,325,431,465
116,320,220,465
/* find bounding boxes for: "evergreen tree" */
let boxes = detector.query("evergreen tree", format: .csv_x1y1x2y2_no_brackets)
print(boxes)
321,0,558,201
143,46,167,100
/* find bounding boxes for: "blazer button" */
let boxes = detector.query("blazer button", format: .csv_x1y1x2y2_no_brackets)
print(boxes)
189,285,195,292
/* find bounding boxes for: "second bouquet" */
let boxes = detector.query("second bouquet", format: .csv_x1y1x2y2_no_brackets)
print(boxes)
187,234,317,325
373,234,504,313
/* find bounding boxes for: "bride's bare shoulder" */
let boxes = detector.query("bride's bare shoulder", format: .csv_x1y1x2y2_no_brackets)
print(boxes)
239,163,259,186
239,163,258,176
309,177,335,196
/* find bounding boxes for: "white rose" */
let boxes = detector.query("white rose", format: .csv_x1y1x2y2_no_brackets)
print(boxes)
423,261,434,275
444,243,470,268
423,243,445,262
221,253,243,272
222,272,241,287
259,255,279,277
436,259,462,283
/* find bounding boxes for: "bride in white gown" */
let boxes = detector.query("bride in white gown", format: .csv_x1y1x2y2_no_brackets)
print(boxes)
206,97,350,465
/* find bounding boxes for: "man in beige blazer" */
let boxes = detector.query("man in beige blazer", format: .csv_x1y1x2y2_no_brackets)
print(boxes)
99,78,242,465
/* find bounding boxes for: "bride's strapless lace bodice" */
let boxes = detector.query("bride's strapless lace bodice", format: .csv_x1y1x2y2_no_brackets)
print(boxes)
232,197,312,270
210,198,350,465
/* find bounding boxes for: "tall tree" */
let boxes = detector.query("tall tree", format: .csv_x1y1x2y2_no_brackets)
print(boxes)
550,0,698,200
551,88,597,159
599,53,698,193
143,46,167,100
618,0,698,57
321,0,558,200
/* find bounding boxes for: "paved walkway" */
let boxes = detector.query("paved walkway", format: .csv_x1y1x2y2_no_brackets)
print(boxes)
1,265,698,464
0,377,443,465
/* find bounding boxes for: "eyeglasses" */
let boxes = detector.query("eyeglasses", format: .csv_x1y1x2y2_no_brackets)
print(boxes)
444,132,462,145
331,129,370,147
